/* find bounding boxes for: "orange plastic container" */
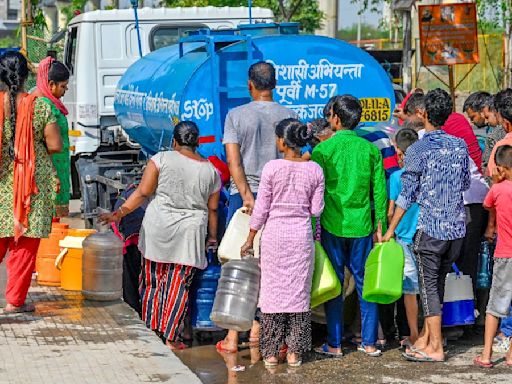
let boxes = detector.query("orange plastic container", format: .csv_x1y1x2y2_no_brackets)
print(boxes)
56,229,96,291
36,223,69,286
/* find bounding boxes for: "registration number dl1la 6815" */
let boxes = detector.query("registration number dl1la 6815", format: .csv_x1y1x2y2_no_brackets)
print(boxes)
359,98,391,123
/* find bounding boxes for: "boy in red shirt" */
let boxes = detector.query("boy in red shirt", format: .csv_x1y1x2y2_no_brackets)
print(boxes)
474,144,512,368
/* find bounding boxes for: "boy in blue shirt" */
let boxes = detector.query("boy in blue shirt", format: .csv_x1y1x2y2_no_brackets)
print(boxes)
388,128,420,349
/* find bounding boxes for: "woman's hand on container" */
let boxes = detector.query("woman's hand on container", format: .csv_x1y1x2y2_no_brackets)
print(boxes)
98,212,120,224
240,241,254,258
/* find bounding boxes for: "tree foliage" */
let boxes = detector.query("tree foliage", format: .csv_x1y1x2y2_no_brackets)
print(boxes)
163,0,324,32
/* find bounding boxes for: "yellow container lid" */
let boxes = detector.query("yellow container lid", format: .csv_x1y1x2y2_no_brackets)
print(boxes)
68,229,96,237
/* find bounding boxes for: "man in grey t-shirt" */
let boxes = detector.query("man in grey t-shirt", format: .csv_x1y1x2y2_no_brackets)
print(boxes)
218,61,296,354
223,61,297,222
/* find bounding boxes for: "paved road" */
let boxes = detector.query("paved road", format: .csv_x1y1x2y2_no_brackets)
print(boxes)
0,285,201,384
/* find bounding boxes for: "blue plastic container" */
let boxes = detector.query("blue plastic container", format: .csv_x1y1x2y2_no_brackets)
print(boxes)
442,300,475,327
190,250,222,330
442,265,475,327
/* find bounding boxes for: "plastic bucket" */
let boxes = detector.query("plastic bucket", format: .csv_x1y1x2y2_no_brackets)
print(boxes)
36,223,69,286
56,229,96,291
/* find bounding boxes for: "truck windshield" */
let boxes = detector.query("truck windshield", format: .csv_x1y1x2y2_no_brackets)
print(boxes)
150,25,206,51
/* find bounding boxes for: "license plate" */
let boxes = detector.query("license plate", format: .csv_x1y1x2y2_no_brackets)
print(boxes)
359,98,391,123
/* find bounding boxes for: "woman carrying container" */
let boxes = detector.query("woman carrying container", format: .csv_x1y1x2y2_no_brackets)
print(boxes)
33,56,71,217
0,52,62,313
241,119,325,367
100,121,221,350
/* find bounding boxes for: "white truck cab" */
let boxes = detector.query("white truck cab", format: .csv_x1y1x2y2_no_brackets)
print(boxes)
62,7,274,224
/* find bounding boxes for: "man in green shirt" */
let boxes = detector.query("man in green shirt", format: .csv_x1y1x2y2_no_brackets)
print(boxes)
312,95,387,358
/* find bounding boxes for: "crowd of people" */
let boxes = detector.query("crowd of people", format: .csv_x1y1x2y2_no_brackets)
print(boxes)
2,50,512,370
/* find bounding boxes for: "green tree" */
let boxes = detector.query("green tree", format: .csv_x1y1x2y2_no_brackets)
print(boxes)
163,0,324,32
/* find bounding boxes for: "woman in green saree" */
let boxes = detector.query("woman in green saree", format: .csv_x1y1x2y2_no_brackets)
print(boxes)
33,57,70,217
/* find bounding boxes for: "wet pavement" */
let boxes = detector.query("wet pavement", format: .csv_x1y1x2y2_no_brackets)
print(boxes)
0,285,200,384
176,329,512,384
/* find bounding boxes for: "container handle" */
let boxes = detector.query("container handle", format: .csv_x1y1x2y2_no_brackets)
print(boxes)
55,248,68,270
452,263,461,277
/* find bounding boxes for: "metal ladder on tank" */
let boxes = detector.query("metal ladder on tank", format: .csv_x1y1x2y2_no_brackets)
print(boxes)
178,30,255,145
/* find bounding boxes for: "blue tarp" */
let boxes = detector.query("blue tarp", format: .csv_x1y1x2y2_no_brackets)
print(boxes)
0,47,20,55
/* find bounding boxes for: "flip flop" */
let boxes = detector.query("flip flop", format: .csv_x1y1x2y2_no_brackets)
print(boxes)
400,338,413,350
287,360,302,368
263,358,278,368
314,343,344,358
402,349,444,363
4,303,35,314
357,345,383,357
216,340,237,354
473,356,493,368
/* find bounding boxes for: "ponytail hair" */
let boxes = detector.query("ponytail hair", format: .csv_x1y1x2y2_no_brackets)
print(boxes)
275,118,312,150
0,52,29,159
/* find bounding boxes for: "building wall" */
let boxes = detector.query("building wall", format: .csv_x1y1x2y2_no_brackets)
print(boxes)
0,0,21,38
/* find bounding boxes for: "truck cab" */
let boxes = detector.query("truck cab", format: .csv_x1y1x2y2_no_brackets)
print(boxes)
62,7,274,224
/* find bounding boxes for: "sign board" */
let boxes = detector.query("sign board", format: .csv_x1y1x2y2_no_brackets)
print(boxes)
418,2,479,66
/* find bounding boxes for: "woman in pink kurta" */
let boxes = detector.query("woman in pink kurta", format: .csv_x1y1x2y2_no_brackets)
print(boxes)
242,118,324,368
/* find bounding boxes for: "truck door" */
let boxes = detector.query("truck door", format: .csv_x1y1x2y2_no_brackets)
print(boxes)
64,26,78,136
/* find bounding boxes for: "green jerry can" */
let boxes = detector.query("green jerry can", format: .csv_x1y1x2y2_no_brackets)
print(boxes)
362,239,404,304
311,241,342,308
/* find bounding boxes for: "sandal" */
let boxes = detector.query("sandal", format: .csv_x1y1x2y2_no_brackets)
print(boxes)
473,356,493,368
400,338,413,350
402,349,444,363
264,358,278,368
4,303,35,314
216,340,237,354
357,345,382,357
287,360,302,368
314,343,344,358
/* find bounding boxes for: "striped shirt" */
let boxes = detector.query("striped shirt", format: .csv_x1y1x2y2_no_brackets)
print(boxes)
355,127,400,178
396,130,471,241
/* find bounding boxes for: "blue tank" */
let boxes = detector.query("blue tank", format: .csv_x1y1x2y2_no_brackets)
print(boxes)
114,23,396,159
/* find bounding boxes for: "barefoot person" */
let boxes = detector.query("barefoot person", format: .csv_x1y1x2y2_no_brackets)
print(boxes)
100,121,220,350
383,89,470,362
0,52,62,313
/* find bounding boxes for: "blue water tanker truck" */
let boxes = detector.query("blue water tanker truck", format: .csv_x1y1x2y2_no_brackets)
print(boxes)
81,23,396,226
114,22,396,161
